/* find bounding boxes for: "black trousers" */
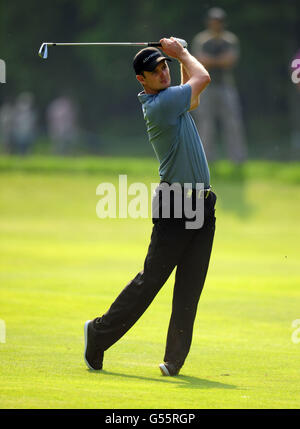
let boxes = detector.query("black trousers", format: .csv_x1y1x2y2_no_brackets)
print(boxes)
92,190,217,368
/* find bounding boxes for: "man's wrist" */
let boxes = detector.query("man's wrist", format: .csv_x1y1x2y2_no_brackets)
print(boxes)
177,49,190,63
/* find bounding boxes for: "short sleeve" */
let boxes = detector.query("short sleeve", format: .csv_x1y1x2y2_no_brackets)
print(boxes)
156,84,192,123
191,34,204,57
229,36,240,58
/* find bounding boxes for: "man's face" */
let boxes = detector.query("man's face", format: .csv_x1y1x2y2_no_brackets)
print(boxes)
137,60,171,94
207,18,224,33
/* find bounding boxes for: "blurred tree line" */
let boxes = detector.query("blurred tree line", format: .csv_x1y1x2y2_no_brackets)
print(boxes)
0,0,300,158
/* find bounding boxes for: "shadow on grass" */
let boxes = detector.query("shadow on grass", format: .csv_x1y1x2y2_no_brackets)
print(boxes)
87,369,237,390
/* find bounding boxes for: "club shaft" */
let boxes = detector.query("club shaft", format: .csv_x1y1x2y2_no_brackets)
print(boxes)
45,42,159,47
38,38,187,59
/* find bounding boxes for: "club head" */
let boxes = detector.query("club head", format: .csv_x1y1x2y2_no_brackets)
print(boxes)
175,38,188,49
38,43,48,59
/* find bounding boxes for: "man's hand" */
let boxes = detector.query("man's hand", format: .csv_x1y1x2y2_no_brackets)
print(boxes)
160,36,211,111
159,37,186,60
197,51,237,69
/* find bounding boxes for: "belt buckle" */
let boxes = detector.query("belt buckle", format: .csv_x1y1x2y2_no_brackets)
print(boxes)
197,186,211,199
186,188,193,198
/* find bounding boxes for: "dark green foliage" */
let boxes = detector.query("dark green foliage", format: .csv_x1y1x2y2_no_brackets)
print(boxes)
0,0,299,157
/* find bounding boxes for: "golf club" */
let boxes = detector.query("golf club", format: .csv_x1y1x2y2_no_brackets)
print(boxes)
38,38,188,59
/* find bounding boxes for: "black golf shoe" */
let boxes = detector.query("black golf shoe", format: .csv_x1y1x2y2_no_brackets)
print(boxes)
84,320,104,370
159,362,181,376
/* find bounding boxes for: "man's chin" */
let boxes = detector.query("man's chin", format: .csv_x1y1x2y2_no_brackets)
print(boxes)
159,81,171,91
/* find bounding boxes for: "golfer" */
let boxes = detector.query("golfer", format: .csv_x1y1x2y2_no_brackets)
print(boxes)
84,37,217,376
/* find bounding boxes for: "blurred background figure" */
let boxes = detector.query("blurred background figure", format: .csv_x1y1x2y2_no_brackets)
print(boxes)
46,95,79,155
0,98,14,154
290,49,300,158
191,7,248,163
10,92,37,155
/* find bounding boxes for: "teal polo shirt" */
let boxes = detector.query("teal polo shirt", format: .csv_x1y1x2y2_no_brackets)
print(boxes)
138,83,210,188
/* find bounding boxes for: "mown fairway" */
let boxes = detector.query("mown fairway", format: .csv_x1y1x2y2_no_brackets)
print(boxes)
0,157,299,409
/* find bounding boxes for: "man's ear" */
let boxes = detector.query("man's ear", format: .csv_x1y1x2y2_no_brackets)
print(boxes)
136,74,145,85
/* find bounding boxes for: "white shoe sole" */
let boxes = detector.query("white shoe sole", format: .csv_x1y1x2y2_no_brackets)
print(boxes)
84,320,95,370
159,363,170,376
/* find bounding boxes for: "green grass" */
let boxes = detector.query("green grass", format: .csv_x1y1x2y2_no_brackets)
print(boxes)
0,156,299,409
0,155,300,184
